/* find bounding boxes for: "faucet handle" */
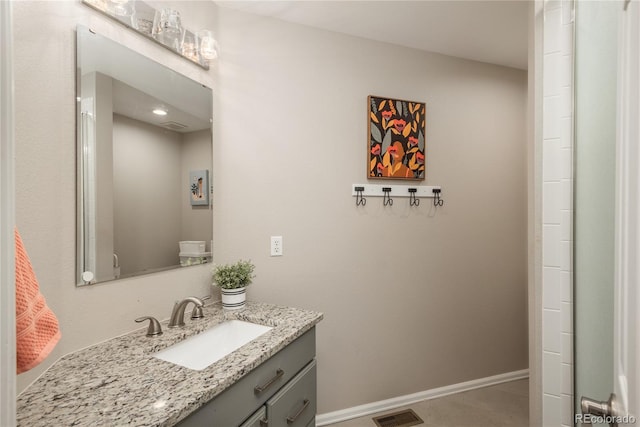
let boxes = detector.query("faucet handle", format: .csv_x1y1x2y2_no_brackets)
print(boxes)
135,316,163,337
191,295,211,319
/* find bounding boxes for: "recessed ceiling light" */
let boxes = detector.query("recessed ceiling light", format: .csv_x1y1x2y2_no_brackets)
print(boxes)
152,108,168,116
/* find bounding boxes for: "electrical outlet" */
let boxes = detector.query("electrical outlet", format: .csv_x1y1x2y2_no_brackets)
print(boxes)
270,236,283,257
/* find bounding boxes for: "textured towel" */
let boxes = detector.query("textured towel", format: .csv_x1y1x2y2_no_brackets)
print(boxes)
15,228,61,374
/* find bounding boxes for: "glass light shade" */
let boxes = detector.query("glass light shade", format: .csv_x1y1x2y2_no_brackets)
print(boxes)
153,8,183,51
197,30,219,60
181,31,200,63
107,0,135,17
85,0,108,12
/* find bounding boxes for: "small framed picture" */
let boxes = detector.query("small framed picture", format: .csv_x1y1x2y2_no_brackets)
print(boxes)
368,95,426,180
189,170,209,206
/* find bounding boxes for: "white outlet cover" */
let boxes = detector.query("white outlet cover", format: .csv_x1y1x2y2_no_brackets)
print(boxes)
270,236,283,256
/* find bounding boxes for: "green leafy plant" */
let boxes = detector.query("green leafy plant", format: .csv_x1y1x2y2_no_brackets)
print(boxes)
212,260,255,289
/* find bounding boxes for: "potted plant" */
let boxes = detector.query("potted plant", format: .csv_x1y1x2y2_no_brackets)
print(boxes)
212,260,255,310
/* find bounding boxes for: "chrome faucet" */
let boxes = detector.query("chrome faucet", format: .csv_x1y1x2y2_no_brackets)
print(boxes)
190,295,211,320
168,296,204,328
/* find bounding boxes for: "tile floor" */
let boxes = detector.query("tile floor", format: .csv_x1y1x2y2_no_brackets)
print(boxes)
327,379,529,427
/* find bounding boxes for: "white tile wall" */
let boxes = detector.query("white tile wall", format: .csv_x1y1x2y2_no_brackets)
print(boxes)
561,302,572,332
544,53,561,95
544,8,563,53
560,179,572,211
560,271,572,302
543,225,561,267
560,241,571,271
561,394,573,426
543,267,562,310
543,309,562,353
542,0,574,425
544,393,563,426
543,183,562,224
544,352,562,396
562,363,573,394
562,333,573,365
560,117,573,149
560,211,571,240
543,100,562,140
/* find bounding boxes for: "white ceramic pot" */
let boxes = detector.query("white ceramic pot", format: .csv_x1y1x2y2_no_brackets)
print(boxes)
220,286,246,310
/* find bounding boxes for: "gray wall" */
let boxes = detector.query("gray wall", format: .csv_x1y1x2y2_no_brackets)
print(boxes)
214,7,528,413
113,114,182,275
13,0,528,417
180,129,213,249
112,116,213,275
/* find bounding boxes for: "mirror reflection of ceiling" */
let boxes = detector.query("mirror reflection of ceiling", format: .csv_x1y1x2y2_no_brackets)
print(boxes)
79,28,211,122
112,80,211,133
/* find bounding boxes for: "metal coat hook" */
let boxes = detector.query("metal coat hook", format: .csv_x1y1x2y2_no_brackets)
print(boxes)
408,188,420,207
432,188,444,207
355,186,366,206
382,187,393,206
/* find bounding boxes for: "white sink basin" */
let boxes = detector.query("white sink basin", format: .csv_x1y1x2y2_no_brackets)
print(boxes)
154,320,272,370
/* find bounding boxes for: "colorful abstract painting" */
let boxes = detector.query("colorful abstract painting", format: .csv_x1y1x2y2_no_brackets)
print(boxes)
368,96,426,180
190,170,209,206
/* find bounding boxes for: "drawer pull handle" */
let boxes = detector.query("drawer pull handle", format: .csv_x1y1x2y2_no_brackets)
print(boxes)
286,399,310,424
254,369,284,394
259,418,268,427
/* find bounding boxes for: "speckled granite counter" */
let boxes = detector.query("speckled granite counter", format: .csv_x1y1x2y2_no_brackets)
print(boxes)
17,301,323,427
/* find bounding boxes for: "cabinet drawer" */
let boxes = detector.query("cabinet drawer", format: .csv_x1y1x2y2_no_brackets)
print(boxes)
266,360,316,427
177,328,315,426
240,406,266,427
305,417,315,427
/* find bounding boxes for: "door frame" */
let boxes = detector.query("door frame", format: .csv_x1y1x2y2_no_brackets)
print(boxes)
614,0,640,420
0,0,16,425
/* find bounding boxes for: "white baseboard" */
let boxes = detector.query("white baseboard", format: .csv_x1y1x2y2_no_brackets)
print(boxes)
316,369,529,426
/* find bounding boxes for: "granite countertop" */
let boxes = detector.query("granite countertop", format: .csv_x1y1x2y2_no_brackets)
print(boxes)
17,301,323,427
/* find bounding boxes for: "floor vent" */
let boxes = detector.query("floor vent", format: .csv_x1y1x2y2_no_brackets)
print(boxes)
372,409,424,427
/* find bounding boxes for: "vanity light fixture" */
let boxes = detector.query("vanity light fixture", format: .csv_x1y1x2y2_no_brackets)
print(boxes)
82,0,217,70
197,30,219,60
152,108,168,116
107,0,133,16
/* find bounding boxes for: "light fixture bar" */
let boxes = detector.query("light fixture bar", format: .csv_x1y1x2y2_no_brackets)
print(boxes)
82,0,212,70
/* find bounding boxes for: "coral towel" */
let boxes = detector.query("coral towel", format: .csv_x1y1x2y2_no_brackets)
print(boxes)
15,228,61,374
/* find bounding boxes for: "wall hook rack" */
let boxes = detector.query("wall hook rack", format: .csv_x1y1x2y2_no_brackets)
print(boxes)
355,186,366,206
408,188,420,207
432,188,444,206
382,187,393,206
352,184,443,207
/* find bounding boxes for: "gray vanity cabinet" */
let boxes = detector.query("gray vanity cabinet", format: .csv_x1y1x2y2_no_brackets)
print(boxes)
239,407,266,427
178,328,316,427
264,360,316,427
242,360,316,427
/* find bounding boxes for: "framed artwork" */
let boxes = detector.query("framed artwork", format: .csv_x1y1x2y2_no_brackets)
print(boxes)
189,170,209,206
368,95,426,180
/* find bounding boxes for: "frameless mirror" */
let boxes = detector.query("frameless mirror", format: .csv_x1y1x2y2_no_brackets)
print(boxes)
76,25,213,286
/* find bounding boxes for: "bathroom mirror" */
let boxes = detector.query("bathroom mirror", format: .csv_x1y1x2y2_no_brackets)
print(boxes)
76,25,213,286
